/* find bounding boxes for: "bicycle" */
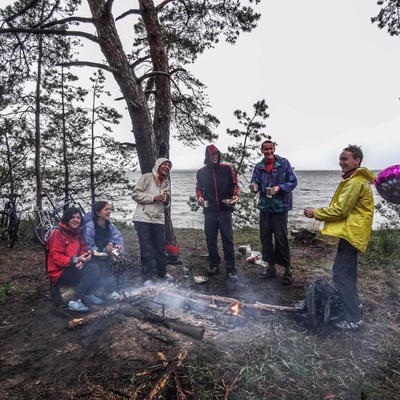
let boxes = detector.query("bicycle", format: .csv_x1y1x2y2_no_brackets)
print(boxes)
0,193,22,248
33,193,85,246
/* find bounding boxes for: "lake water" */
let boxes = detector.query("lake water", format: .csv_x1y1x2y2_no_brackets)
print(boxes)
117,169,385,230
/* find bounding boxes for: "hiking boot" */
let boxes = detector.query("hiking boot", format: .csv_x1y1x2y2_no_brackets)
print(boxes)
207,265,219,276
333,319,364,331
83,294,104,305
143,279,154,287
281,272,293,286
258,268,277,279
68,299,89,312
226,272,239,282
162,273,174,282
105,291,120,301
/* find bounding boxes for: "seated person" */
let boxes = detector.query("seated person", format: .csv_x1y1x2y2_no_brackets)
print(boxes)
47,207,104,312
83,201,126,300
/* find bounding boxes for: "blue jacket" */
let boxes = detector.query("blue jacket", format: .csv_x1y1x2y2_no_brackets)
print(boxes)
251,154,297,213
83,212,126,255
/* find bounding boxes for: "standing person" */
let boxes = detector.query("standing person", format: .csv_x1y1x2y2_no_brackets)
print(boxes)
196,144,239,282
83,201,126,300
304,144,375,331
132,158,174,287
250,139,297,285
47,207,103,312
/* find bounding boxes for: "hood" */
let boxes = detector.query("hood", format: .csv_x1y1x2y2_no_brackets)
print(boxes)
152,158,172,177
204,144,221,165
351,167,376,182
83,212,94,224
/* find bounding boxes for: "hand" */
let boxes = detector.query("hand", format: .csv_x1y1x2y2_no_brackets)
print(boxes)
197,196,204,205
154,194,166,203
273,186,279,193
105,243,113,252
76,261,83,270
78,252,91,263
232,195,238,201
304,208,314,218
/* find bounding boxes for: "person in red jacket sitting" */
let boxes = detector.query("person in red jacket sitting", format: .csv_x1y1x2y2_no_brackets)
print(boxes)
47,207,103,312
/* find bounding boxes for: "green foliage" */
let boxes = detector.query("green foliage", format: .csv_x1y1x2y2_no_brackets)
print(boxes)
0,283,15,301
365,228,400,269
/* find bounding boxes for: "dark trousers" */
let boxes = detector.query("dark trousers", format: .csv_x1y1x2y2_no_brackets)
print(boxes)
134,221,167,281
333,238,361,322
204,210,236,274
86,258,112,292
56,262,101,301
259,211,290,269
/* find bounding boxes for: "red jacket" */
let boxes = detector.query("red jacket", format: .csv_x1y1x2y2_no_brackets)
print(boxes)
47,222,88,285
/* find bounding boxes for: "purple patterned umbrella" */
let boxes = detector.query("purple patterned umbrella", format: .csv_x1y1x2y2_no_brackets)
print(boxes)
374,165,400,204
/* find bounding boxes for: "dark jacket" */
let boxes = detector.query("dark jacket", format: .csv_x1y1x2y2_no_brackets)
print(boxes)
196,163,239,213
251,154,297,213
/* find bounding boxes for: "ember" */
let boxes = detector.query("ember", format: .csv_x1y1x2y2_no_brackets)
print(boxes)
229,302,241,316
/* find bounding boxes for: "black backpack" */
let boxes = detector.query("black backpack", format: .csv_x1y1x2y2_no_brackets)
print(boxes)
295,278,343,334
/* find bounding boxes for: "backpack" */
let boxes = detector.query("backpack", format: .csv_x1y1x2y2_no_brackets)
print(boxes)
295,278,343,334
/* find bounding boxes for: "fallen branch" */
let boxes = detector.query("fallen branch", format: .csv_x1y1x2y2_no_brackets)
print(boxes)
118,304,205,340
223,368,244,400
67,305,120,329
167,288,296,313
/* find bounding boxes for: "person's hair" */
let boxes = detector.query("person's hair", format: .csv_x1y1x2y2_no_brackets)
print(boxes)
92,201,109,221
260,139,277,150
61,207,83,225
343,144,363,164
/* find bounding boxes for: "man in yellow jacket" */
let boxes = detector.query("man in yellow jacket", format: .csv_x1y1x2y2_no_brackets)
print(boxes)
304,144,375,331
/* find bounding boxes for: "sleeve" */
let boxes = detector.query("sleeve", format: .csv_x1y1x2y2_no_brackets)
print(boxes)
229,165,239,197
132,174,156,204
278,160,297,193
83,220,98,252
79,234,88,255
48,230,73,269
110,224,126,255
195,170,203,199
314,180,361,222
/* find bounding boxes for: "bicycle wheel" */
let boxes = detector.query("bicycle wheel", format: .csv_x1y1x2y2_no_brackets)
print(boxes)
33,211,59,246
7,211,20,248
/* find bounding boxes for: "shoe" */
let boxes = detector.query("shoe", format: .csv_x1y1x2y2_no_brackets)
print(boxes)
207,265,219,276
162,273,174,282
83,294,105,305
182,267,192,278
105,291,120,301
227,272,238,282
143,279,154,287
333,319,364,331
258,268,277,279
281,272,293,285
68,300,89,312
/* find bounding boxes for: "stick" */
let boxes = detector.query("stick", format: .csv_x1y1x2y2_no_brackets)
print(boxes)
67,305,120,329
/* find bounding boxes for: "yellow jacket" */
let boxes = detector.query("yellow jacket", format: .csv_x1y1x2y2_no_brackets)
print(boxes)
314,167,375,252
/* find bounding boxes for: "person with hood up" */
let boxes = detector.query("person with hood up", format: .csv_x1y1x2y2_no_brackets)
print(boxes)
83,201,126,300
250,139,297,285
304,144,375,331
132,158,174,287
47,207,103,312
195,145,239,282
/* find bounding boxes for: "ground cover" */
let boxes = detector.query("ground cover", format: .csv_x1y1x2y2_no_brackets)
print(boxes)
0,225,399,399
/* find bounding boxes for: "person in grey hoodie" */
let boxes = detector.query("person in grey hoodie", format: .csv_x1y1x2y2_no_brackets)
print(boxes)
132,158,174,287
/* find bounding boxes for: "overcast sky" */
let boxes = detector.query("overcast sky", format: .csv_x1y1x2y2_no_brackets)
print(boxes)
3,1,400,171
168,1,400,170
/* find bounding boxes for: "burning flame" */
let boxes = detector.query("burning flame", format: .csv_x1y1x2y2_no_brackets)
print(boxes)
230,302,240,316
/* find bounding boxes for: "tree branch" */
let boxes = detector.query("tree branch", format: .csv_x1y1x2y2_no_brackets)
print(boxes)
41,17,94,28
0,28,101,44
57,60,119,75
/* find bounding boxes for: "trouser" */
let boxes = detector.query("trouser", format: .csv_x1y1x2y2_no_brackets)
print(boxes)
86,258,113,292
134,221,167,281
204,210,236,274
259,211,290,269
332,238,361,322
56,262,101,301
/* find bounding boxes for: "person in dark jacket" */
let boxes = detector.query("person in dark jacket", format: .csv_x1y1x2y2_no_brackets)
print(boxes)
47,207,103,312
250,139,297,285
196,144,239,282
